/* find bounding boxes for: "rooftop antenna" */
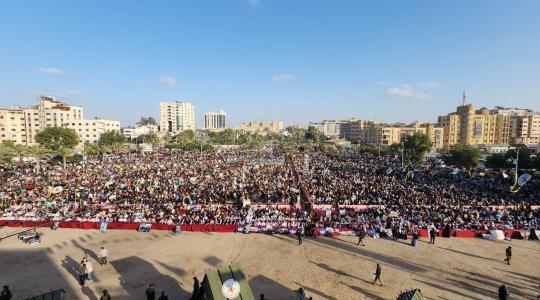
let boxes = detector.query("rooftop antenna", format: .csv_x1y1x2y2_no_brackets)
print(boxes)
462,90,467,106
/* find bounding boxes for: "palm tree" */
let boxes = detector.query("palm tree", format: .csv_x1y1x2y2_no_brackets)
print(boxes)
0,144,15,165
12,144,29,163
28,144,50,172
109,142,127,154
56,146,75,170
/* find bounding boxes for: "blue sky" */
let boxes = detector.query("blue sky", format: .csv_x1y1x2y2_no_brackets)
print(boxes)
1,0,539,127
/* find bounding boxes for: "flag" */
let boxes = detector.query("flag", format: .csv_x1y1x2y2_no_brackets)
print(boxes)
510,173,532,193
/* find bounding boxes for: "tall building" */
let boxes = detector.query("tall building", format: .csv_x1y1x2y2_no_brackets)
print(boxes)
159,101,195,134
0,96,120,146
239,120,283,134
204,110,226,131
0,108,27,145
437,100,540,147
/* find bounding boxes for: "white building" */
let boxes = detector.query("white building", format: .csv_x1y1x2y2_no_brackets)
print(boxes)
239,120,283,134
204,110,226,131
71,118,121,145
122,124,158,140
0,96,120,146
308,120,347,138
159,101,195,134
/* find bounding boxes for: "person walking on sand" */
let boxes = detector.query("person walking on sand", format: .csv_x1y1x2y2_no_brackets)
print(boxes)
158,291,169,300
372,263,383,286
428,223,437,244
146,284,156,300
85,259,94,282
357,223,366,246
498,284,509,300
297,225,303,245
191,277,199,300
78,261,87,286
98,246,109,266
504,246,512,265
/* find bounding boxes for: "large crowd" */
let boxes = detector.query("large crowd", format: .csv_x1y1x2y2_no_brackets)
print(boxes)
0,149,539,232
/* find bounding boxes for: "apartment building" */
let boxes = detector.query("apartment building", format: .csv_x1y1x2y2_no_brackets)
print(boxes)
204,110,226,131
239,120,283,134
437,103,540,147
159,101,195,134
0,96,120,146
360,122,445,150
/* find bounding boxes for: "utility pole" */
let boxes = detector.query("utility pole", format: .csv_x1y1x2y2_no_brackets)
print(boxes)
401,142,405,169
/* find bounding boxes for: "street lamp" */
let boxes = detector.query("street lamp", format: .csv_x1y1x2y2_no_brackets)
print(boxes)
401,142,405,169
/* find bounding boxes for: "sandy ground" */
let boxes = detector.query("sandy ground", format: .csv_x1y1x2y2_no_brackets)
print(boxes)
0,228,539,300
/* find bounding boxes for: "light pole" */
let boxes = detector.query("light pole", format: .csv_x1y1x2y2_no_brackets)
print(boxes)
511,147,521,191
401,142,405,169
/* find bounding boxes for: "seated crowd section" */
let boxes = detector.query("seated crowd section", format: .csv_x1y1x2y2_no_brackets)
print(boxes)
1,150,539,235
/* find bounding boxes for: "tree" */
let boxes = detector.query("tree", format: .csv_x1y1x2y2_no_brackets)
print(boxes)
35,127,79,151
56,146,75,170
98,131,126,146
136,116,157,126
0,143,15,165
174,130,195,146
162,132,173,144
485,153,508,168
441,144,481,169
28,144,51,171
12,144,28,163
305,126,326,144
402,133,432,164
136,132,159,145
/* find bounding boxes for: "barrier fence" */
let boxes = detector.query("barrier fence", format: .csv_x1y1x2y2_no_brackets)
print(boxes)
0,220,530,239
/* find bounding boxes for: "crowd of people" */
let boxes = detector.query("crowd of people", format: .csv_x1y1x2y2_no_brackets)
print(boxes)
0,149,539,233
0,150,299,224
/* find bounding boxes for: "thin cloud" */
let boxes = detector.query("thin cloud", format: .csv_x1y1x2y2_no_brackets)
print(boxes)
387,84,430,99
273,74,297,81
246,0,260,7
377,81,389,86
156,76,177,88
420,81,439,88
37,67,63,75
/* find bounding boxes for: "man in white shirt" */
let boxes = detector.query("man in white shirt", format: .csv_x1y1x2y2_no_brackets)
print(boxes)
98,246,109,266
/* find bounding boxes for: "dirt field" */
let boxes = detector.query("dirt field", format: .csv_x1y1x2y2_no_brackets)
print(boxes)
0,227,539,300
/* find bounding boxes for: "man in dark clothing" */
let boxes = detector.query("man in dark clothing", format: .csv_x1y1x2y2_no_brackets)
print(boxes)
0,285,13,300
99,290,111,300
504,246,512,265
191,277,200,300
297,226,303,245
158,291,169,300
146,284,156,300
498,285,509,300
429,227,437,244
259,294,268,300
372,263,382,286
78,262,87,286
357,227,366,246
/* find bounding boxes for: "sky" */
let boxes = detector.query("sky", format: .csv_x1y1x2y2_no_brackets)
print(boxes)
1,0,539,128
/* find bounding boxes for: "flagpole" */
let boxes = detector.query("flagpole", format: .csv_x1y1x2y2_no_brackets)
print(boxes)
511,147,520,192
